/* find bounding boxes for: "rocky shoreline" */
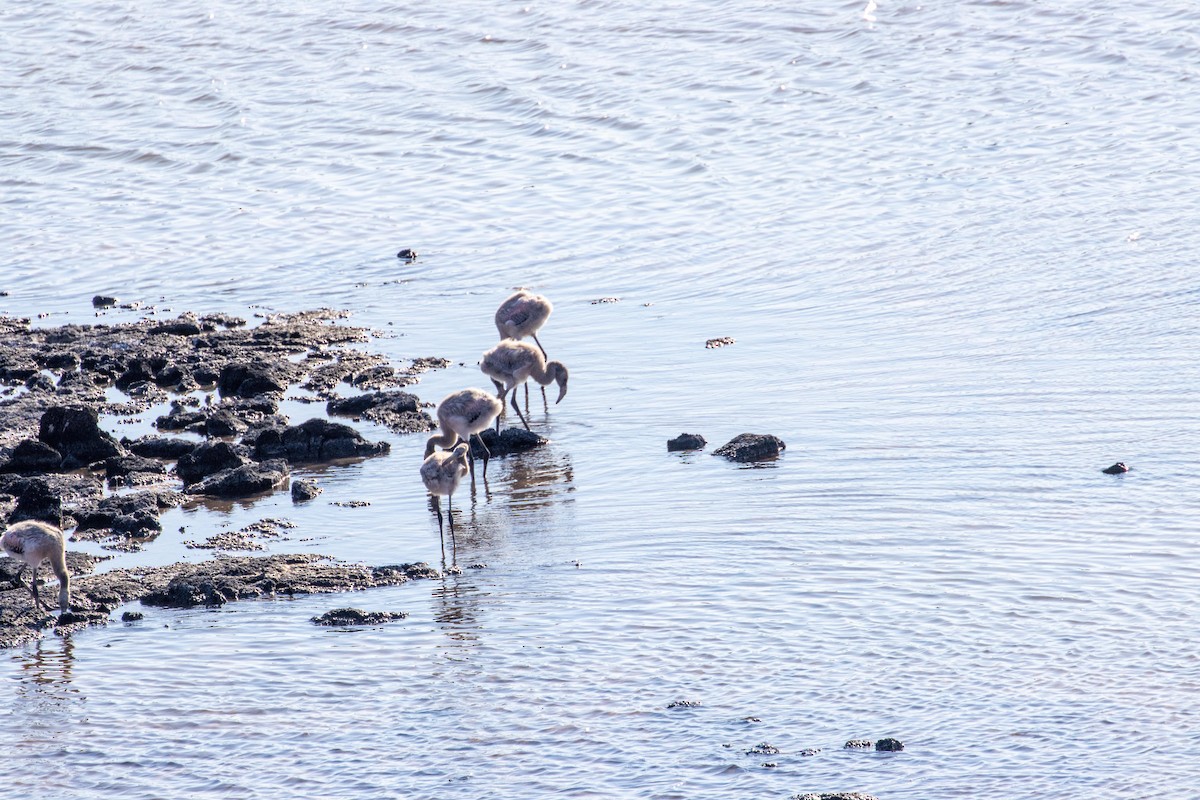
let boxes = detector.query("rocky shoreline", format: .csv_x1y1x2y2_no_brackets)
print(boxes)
0,308,481,648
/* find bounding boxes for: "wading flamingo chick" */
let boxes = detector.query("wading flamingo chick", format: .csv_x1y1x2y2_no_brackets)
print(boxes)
495,289,553,356
480,340,569,432
425,388,504,479
420,442,470,566
1,520,70,613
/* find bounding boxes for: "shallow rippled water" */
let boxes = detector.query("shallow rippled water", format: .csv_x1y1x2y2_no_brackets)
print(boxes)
4,2,1200,798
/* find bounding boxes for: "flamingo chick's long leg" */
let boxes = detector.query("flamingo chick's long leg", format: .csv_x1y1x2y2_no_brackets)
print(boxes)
448,492,457,566
510,385,531,431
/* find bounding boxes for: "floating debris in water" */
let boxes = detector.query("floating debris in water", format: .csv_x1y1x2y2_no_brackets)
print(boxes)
705,336,735,348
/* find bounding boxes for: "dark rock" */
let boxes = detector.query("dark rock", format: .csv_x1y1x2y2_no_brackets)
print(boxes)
667,432,707,452
38,406,124,468
326,390,433,433
666,700,701,709
144,574,259,608
396,248,418,260
121,611,144,622
186,460,289,499
712,433,785,463
310,607,408,626
1103,462,1129,474
121,436,197,460
875,738,904,752
473,427,548,459
176,441,250,486
148,318,202,336
0,439,63,473
247,418,389,463
75,489,180,536
103,454,167,483
91,295,118,308
152,364,190,388
843,739,873,749
24,373,55,393
291,478,322,502
7,476,64,526
114,358,162,391
705,336,736,348
218,360,289,398
746,742,781,755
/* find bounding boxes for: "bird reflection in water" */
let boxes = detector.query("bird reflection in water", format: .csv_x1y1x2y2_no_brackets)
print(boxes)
13,634,81,715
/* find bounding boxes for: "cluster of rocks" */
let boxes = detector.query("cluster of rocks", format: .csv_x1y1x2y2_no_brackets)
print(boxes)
667,431,786,462
0,553,440,648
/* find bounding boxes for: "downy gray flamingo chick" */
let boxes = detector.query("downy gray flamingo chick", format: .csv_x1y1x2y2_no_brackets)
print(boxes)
2,520,70,613
420,442,470,567
425,388,504,479
495,289,553,356
479,340,569,432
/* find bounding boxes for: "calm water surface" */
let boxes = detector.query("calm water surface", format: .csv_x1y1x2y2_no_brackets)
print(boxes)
4,1,1200,798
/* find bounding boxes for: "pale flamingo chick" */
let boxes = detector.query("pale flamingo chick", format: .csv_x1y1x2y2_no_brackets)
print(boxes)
420,442,470,567
425,388,504,479
479,340,569,432
1,520,70,613
495,289,553,357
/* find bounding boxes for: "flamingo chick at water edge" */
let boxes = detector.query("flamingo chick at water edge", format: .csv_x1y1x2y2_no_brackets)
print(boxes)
420,442,470,566
2,520,70,613
480,340,569,432
425,388,504,479
495,289,553,357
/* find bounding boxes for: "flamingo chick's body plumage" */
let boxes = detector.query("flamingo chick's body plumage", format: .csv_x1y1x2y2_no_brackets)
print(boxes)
495,289,553,356
480,340,569,431
420,442,470,565
425,388,504,478
2,520,70,612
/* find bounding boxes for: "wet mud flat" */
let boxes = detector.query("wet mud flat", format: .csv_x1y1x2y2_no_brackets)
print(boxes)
0,308,453,648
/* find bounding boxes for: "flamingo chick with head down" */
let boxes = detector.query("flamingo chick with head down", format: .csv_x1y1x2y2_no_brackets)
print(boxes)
425,388,504,479
480,340,569,432
2,520,71,613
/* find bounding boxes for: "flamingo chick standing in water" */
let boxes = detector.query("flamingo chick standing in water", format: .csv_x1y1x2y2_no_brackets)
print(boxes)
480,340,569,432
425,388,504,480
1,520,70,613
495,289,553,356
495,289,554,405
420,442,470,567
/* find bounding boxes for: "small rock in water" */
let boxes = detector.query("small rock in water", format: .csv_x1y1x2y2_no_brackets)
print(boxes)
122,611,144,622
843,739,873,749
92,295,118,308
761,762,778,769
590,296,620,304
396,248,418,261
667,432,707,452
746,742,780,755
310,608,408,626
705,336,736,349
874,737,904,752
713,433,786,463
1102,462,1129,474
666,699,702,709
799,748,822,756
291,478,322,502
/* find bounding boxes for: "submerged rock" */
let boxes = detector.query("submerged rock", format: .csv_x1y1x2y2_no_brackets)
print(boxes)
747,742,781,755
1102,462,1129,474
843,739,873,749
666,700,702,709
667,432,707,452
713,433,785,463
310,607,408,626
473,427,548,459
874,738,904,752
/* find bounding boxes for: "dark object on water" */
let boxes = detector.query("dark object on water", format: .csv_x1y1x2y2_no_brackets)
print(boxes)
396,248,418,260
122,611,144,622
667,433,707,452
705,336,735,349
713,433,785,462
92,295,117,308
875,737,904,752
665,699,701,709
844,739,873,749
291,478,322,502
746,742,781,755
1103,462,1129,474
311,607,408,626
792,794,880,800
